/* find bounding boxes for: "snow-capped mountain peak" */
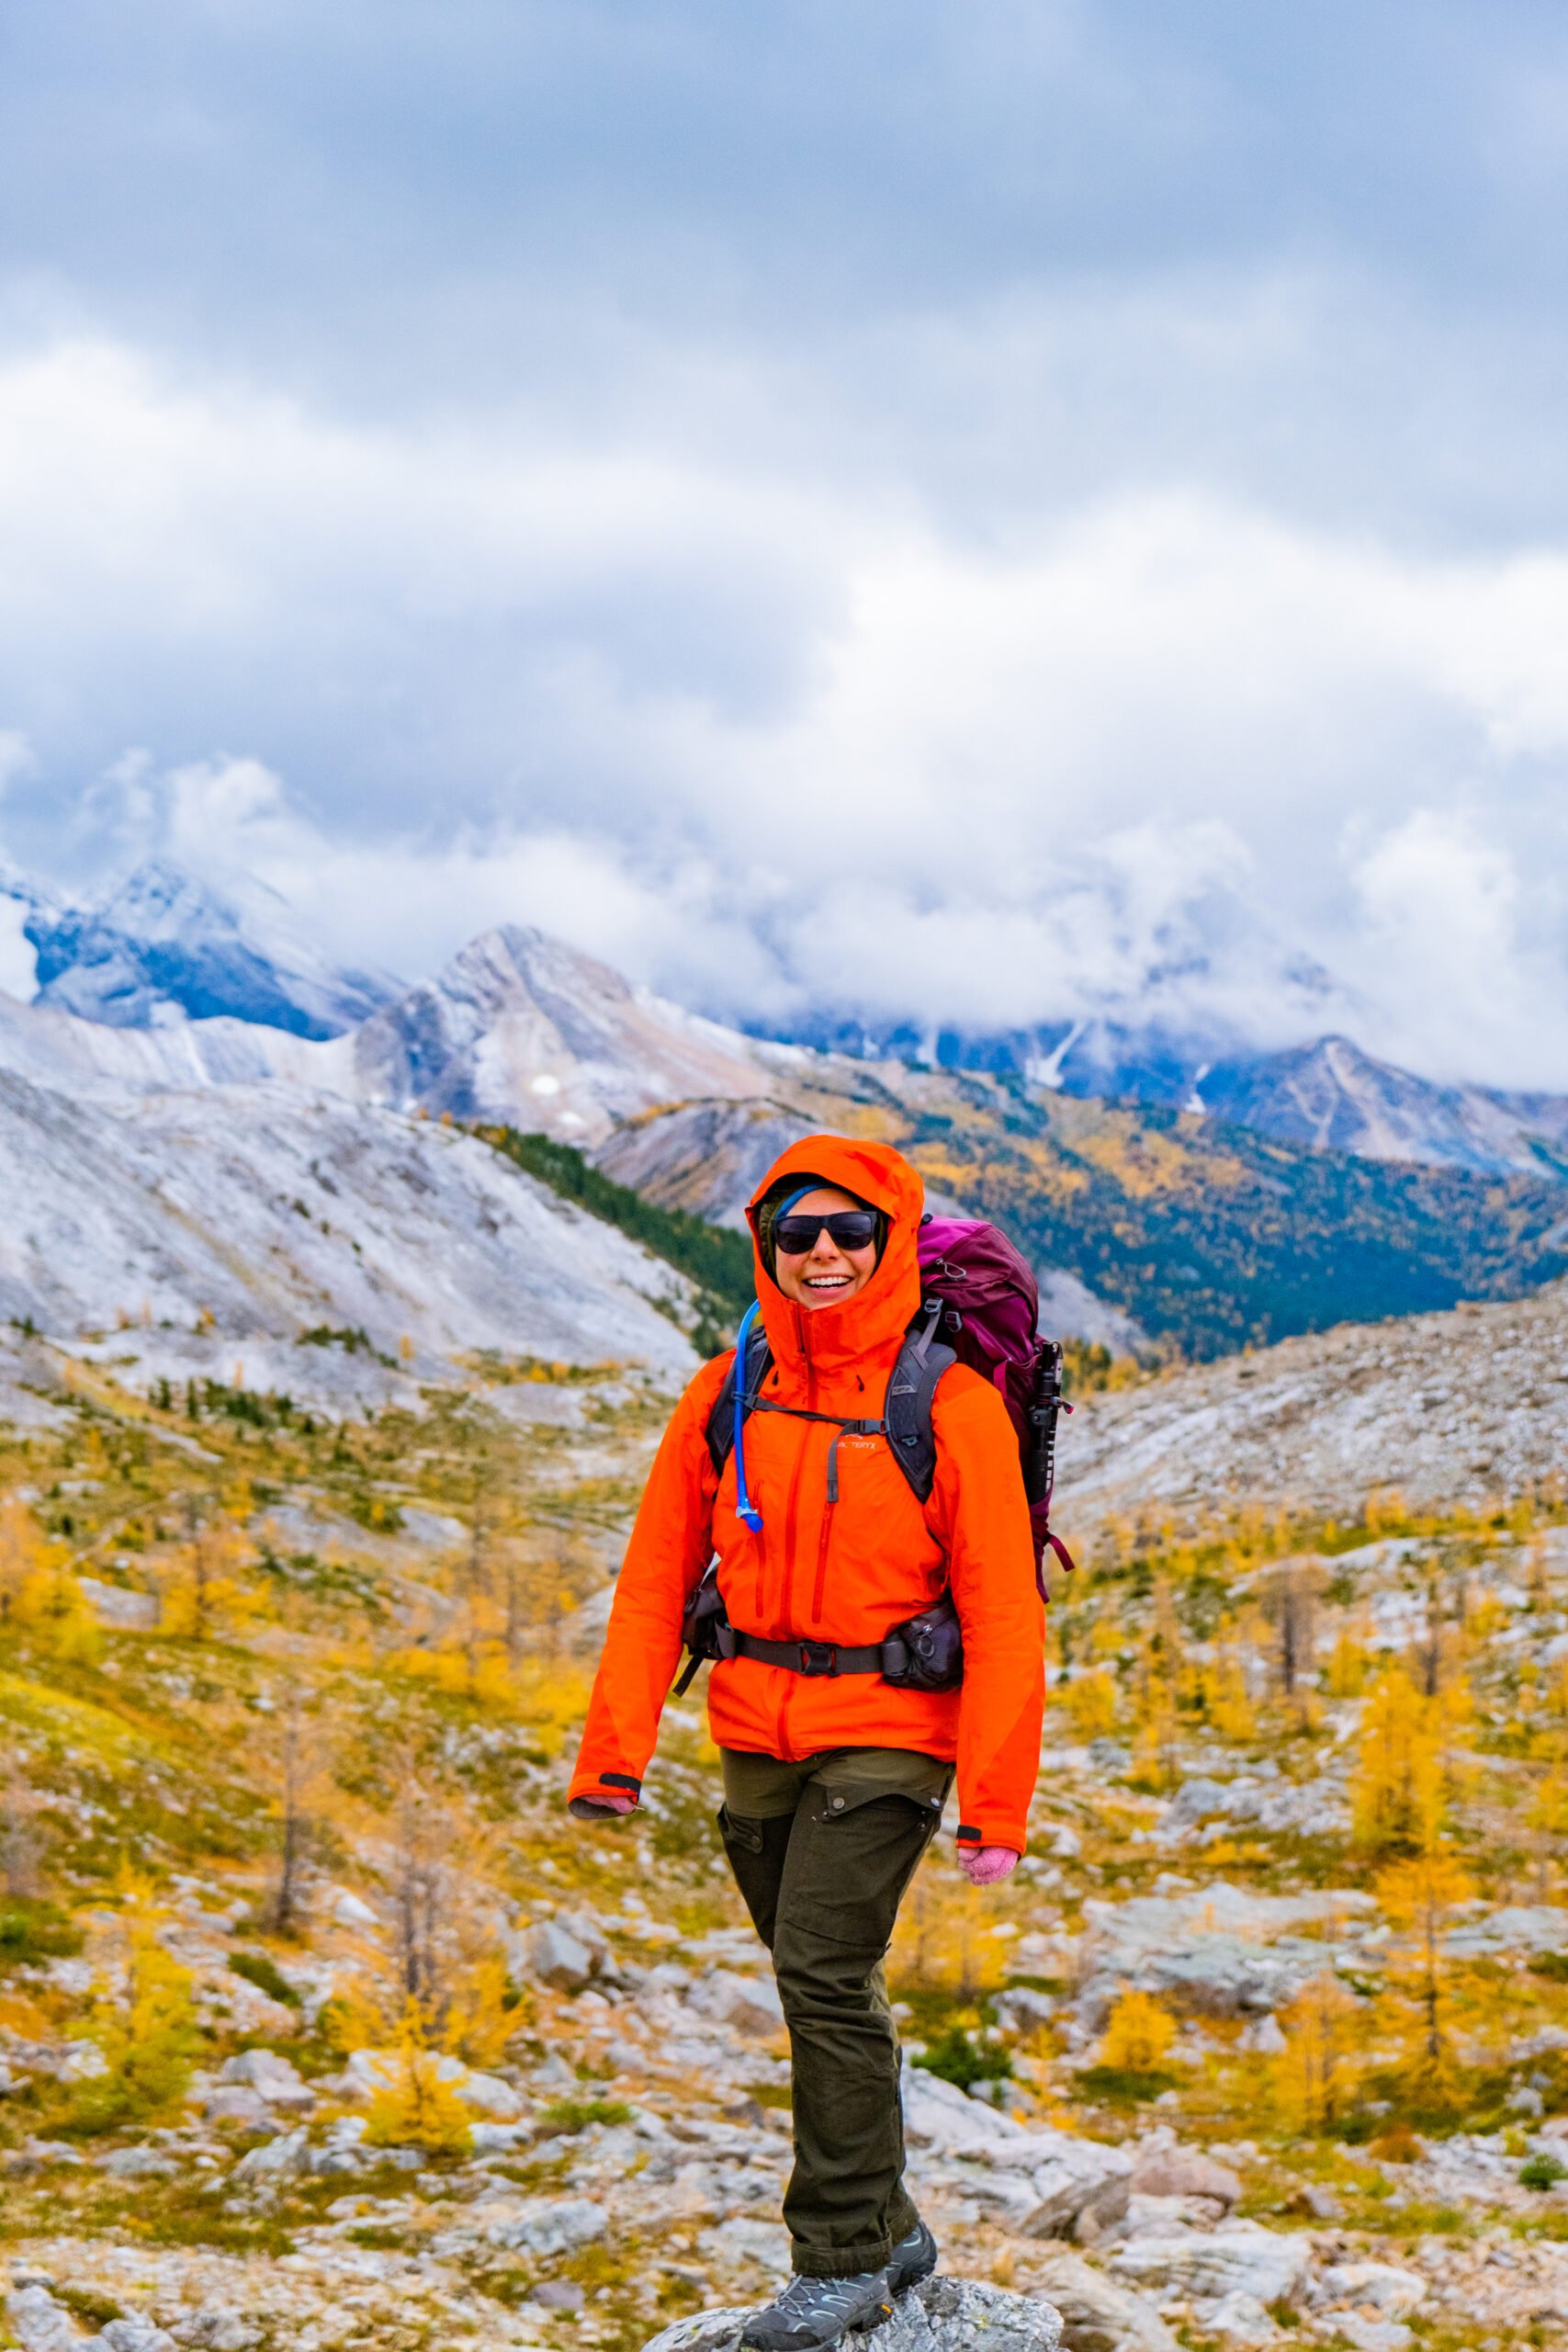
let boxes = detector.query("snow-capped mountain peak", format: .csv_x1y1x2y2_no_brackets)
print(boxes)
25,858,400,1039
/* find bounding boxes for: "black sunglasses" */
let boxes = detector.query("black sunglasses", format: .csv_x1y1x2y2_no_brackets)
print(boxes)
773,1210,879,1257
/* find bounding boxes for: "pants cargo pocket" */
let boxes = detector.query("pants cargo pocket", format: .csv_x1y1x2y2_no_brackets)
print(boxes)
716,1802,765,1854
814,1781,946,1832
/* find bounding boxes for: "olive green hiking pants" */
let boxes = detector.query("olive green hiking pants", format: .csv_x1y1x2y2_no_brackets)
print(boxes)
717,1746,953,2278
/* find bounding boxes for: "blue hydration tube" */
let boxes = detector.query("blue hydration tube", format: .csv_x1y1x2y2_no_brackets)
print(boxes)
732,1300,765,1532
732,1183,818,1535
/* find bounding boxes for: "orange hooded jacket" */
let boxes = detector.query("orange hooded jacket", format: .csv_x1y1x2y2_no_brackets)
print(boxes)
568,1135,1044,1851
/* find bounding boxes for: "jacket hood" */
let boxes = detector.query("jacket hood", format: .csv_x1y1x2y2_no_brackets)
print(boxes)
746,1134,925,1376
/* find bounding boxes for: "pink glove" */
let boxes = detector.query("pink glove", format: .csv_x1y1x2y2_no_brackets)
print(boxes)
957,1845,1018,1886
570,1792,637,1818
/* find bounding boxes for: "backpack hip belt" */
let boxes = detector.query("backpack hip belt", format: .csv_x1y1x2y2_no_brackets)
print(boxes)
675,1572,962,1697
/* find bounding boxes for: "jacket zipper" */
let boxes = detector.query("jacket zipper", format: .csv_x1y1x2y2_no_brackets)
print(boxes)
811,1434,837,1623
774,1306,816,1755
778,1306,816,1629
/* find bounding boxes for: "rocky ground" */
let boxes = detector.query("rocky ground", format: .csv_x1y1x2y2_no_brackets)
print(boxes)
1064,1278,1568,1533
9,1328,1568,2350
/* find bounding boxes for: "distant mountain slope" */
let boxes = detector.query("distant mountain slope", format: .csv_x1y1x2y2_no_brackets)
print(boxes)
0,1065,698,1389
351,923,788,1142
3,875,1567,1363
1063,1275,1568,1531
1195,1034,1568,1179
594,1097,818,1226
603,1078,1568,1358
0,983,351,1097
756,1010,1568,1181
27,860,399,1038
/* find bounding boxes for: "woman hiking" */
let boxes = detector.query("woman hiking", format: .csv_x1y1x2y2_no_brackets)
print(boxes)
570,1135,1044,2351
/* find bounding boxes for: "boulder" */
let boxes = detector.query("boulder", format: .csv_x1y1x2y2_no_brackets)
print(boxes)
455,2069,525,2118
1128,2145,1241,2208
997,1988,1057,2038
699,2218,792,2278
6,2284,83,2352
1029,2251,1179,2352
341,2045,466,2098
1191,2290,1279,2345
1314,2264,1426,2318
690,1971,786,2037
1445,1905,1568,1961
96,2145,180,2178
1078,1884,1374,2024
903,2066,1132,2239
1108,2225,1310,2310
203,2086,272,2130
330,1888,379,1929
231,2127,309,2181
219,2049,312,2109
92,2321,178,2352
169,2313,262,2350
639,2277,1062,2352
525,1919,598,1994
1326,2323,1410,2352
486,2195,609,2257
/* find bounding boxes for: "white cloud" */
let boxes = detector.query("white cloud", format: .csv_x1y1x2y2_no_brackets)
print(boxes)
6,337,1568,1080
1341,810,1565,1089
0,896,36,1001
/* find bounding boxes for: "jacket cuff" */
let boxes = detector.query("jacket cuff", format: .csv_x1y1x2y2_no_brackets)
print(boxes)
955,1818,1024,1853
568,1769,642,1807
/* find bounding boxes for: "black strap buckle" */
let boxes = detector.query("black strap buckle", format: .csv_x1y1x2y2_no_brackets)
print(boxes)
796,1641,838,1677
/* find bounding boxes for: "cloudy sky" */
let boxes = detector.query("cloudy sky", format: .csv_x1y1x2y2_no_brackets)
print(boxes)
4,0,1568,1080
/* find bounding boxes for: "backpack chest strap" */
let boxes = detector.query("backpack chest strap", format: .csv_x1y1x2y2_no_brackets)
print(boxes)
748,1399,888,1502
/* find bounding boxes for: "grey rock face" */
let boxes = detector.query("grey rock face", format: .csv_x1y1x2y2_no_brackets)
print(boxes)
93,2320,178,2352
1128,2146,1242,2208
1028,2252,1179,2352
202,2086,272,2130
640,2278,1062,2352
170,2314,263,2350
95,2145,180,2178
6,2283,83,2352
524,1918,599,1993
485,2195,608,2256
902,2066,1132,2239
219,2048,312,2109
1108,2225,1311,2309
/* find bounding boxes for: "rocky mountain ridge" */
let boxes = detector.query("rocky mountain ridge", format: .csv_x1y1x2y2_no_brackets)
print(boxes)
9,853,1568,1182
17,861,399,1041
1062,1275,1568,1534
755,1011,1568,1183
0,1064,701,1406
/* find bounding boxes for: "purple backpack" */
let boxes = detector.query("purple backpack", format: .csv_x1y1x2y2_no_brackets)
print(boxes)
917,1216,1077,1590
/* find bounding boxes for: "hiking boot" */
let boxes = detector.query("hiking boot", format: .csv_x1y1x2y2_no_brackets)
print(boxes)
739,2267,895,2351
886,2221,938,2296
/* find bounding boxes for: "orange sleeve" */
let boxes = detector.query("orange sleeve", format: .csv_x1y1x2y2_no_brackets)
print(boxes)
568,1353,728,1812
928,1370,1044,1852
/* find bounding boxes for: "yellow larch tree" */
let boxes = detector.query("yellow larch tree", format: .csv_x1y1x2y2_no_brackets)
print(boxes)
1099,1989,1176,2074
1375,1849,1472,2098
1350,1668,1444,1855
1272,1972,1362,2131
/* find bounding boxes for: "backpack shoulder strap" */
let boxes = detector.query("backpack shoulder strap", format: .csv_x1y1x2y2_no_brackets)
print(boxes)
705,1320,773,1479
883,1302,957,1504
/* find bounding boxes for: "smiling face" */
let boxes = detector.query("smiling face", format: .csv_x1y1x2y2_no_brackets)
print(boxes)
771,1183,880,1310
